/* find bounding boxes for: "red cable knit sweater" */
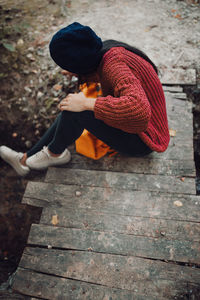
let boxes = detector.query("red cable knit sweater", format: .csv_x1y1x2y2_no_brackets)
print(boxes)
94,47,170,152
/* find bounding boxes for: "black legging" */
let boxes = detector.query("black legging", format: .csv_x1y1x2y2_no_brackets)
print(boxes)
27,111,152,157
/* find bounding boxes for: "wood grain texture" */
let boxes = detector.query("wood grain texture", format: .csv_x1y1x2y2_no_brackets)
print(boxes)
13,268,166,300
27,224,200,264
66,155,195,176
45,168,196,194
40,206,200,241
22,182,200,222
160,68,196,85
15,247,200,298
163,86,183,93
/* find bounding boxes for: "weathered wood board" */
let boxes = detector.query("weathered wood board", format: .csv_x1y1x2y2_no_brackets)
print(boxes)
160,68,196,85
163,86,183,93
12,247,200,299
13,268,167,300
22,182,200,222
45,168,196,194
40,206,200,241
20,247,200,285
66,154,195,176
27,223,200,264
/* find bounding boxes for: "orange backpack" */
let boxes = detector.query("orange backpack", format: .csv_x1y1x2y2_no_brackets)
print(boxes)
75,83,117,160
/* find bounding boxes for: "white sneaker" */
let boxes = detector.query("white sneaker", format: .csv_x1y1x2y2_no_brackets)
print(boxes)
26,146,71,170
0,146,30,176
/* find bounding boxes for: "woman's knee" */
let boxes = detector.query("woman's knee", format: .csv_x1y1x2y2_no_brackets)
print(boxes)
60,110,94,122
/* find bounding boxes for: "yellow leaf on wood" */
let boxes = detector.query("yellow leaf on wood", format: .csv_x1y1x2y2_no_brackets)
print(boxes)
51,215,59,226
173,200,183,207
169,129,177,137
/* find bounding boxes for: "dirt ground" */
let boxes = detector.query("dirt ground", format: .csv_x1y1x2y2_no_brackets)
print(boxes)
0,0,200,297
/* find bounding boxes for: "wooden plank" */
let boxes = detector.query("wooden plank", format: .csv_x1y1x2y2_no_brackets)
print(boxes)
160,68,196,85
45,168,196,194
22,182,200,222
0,291,30,299
168,119,193,134
27,224,200,264
163,86,183,93
166,105,192,120
148,145,193,160
12,268,165,300
67,155,195,176
165,92,192,110
173,93,187,100
40,206,200,241
17,247,200,297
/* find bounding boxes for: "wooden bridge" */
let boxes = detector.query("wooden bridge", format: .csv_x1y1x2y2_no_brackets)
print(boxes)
12,70,200,299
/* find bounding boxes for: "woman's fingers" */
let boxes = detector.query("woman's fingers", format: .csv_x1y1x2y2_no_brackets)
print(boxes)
60,105,69,111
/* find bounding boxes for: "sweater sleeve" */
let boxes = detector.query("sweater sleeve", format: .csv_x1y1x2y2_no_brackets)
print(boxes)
94,52,151,134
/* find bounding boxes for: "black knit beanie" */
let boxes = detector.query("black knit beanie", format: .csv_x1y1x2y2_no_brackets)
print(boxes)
49,22,103,75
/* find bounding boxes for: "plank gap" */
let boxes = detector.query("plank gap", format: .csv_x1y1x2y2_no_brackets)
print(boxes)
26,243,200,268
18,266,134,292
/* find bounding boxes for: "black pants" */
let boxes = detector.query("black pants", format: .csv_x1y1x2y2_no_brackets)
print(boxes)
27,111,152,157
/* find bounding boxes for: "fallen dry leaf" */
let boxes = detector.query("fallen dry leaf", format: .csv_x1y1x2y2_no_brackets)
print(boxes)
174,14,182,20
169,129,177,137
51,214,59,225
53,84,62,91
180,177,185,182
12,132,18,138
174,200,183,207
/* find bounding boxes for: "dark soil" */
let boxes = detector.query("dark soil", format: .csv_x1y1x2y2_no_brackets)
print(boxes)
0,0,74,290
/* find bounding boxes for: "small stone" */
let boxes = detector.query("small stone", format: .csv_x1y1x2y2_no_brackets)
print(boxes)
35,123,41,129
71,76,78,83
35,130,40,136
160,231,166,236
37,48,45,57
28,47,34,52
17,39,24,47
25,140,32,148
47,245,52,249
75,191,81,197
37,91,44,99
24,86,32,94
23,70,30,75
27,53,35,61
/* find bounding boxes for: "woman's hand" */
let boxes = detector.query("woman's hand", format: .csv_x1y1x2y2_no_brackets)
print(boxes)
59,92,96,112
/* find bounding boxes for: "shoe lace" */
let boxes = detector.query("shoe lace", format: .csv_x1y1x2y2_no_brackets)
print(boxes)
34,146,49,159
